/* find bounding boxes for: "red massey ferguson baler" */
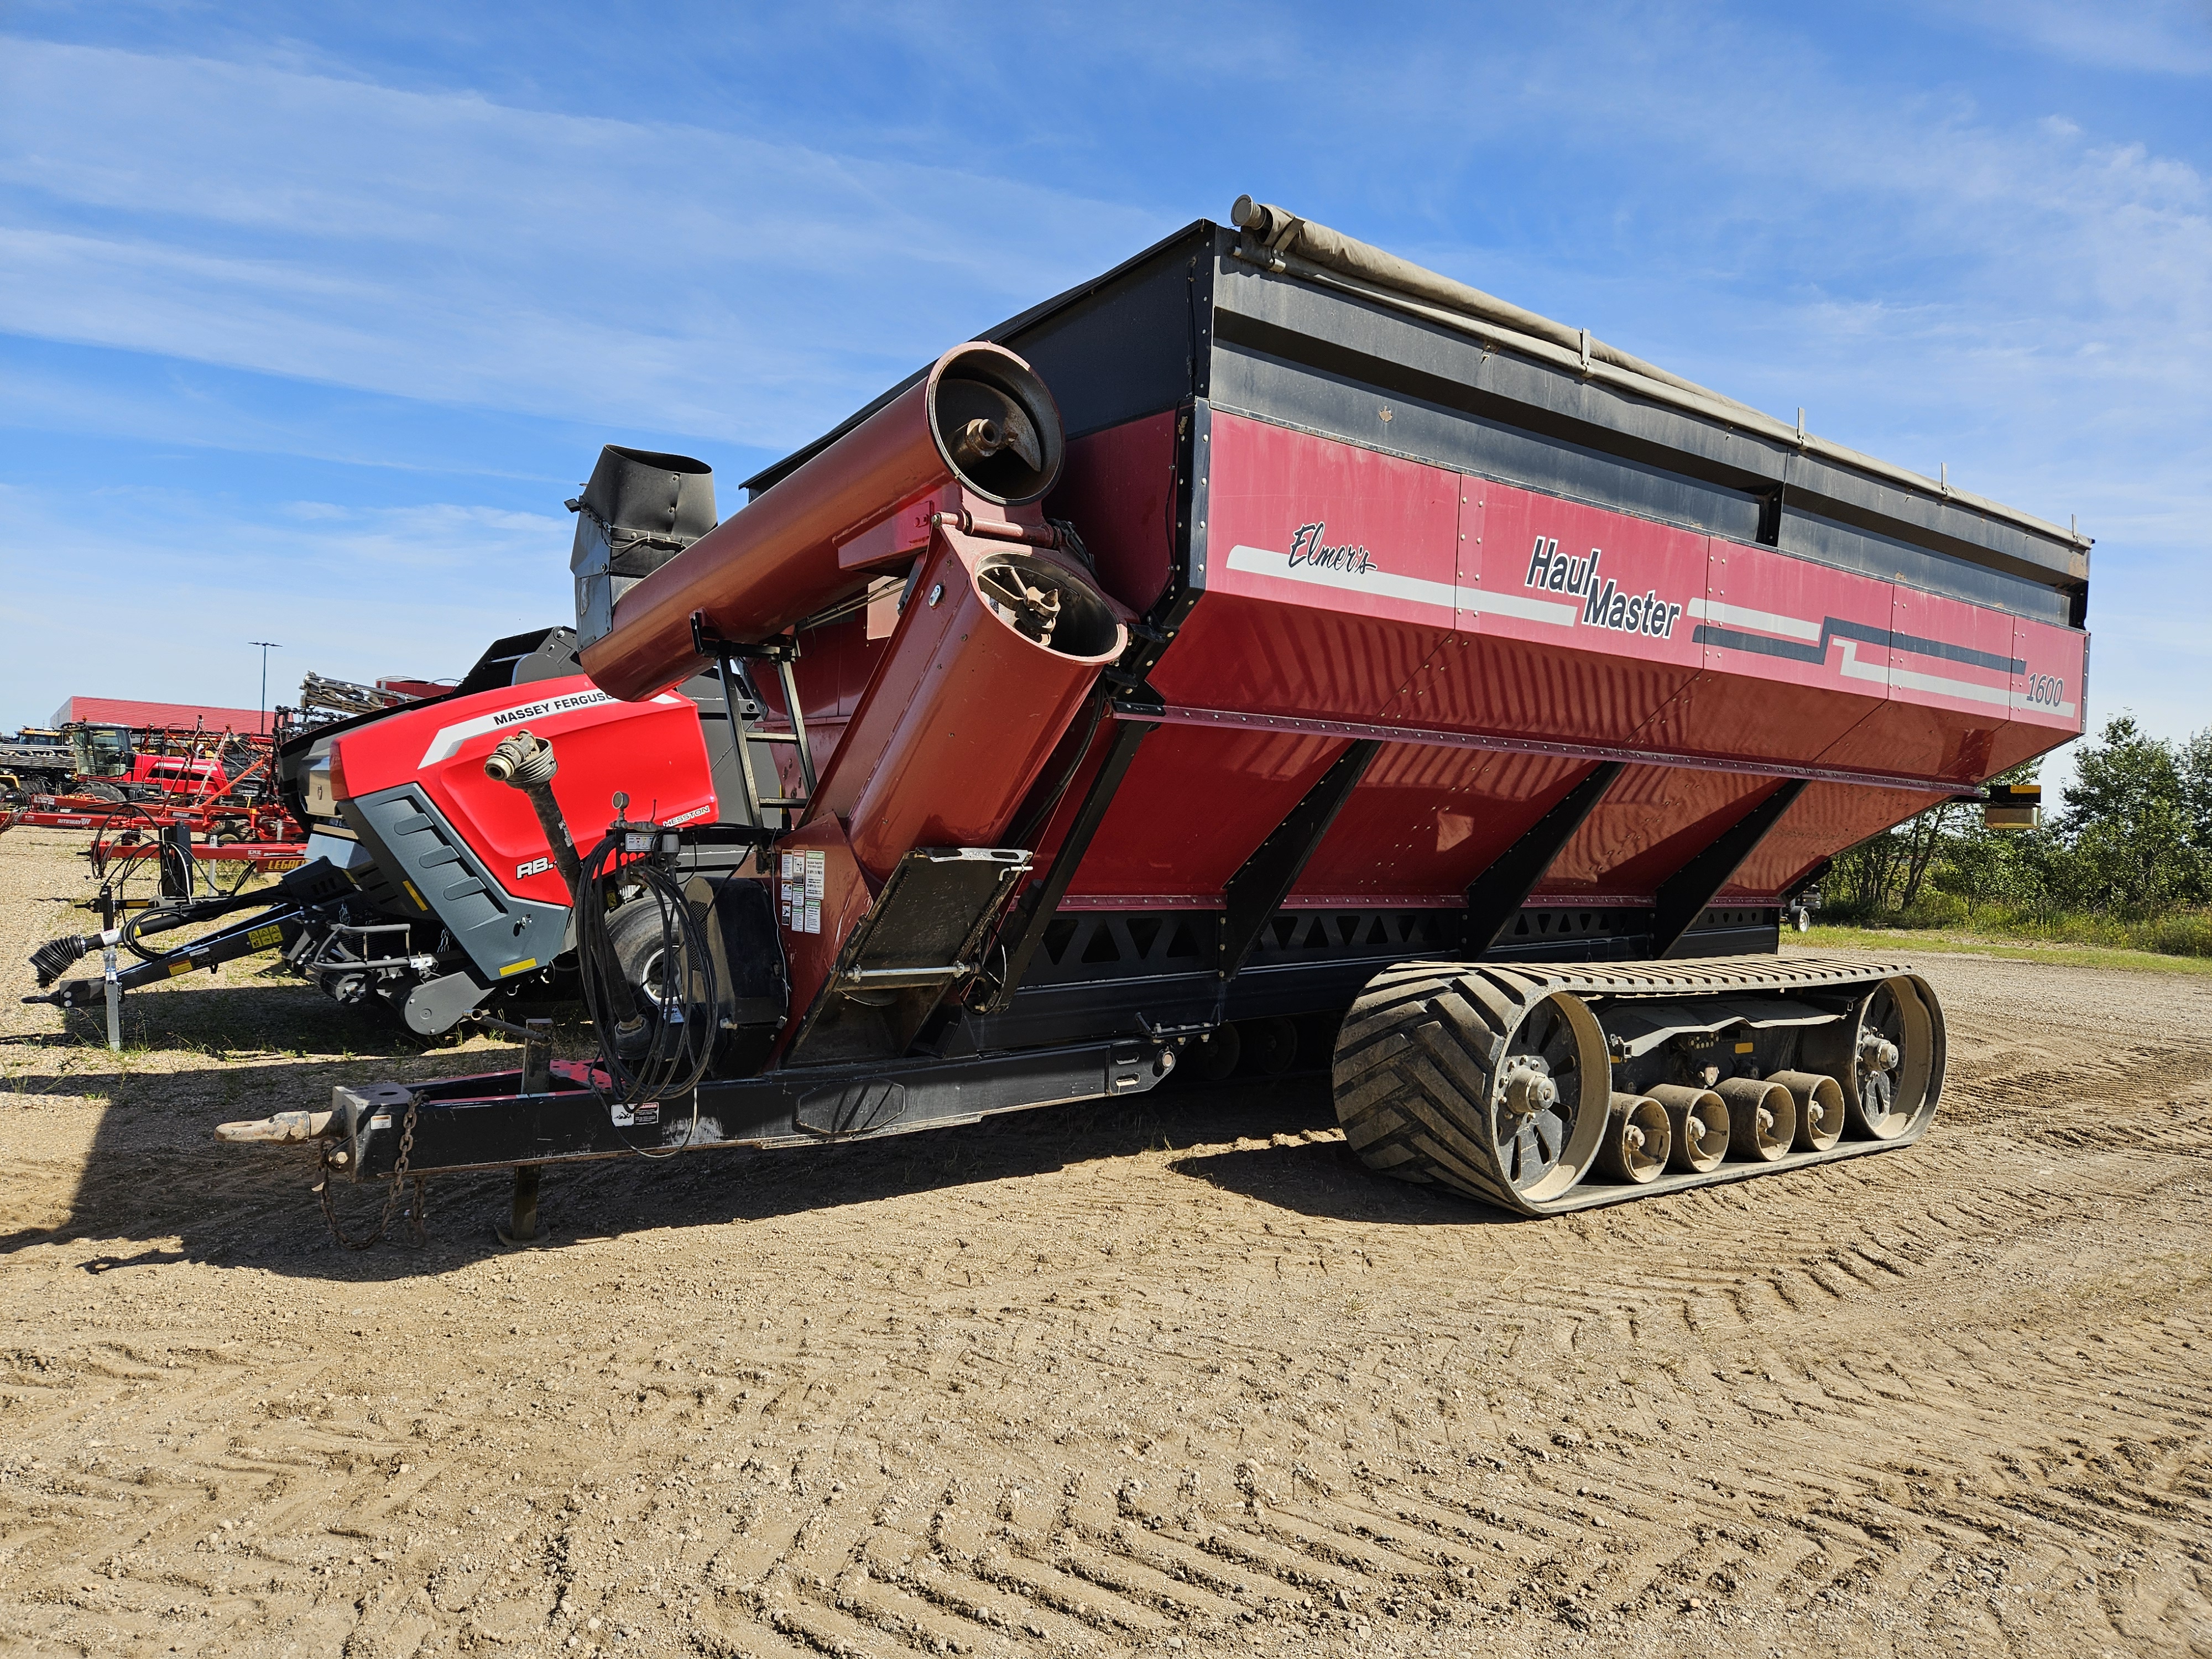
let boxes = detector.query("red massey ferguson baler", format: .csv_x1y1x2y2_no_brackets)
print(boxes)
191,200,2085,1220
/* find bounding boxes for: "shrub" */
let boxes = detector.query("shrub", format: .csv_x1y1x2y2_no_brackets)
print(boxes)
1892,890,1969,930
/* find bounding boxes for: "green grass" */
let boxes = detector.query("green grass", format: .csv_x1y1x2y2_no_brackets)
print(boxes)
1796,922,2212,978
1822,895,2212,956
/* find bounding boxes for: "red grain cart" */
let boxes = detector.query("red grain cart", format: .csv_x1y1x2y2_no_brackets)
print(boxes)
61,202,2086,1224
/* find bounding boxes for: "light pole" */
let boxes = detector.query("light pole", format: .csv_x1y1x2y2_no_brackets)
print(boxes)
251,641,281,735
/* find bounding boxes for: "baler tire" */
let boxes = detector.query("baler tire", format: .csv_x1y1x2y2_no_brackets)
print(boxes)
606,898,681,1008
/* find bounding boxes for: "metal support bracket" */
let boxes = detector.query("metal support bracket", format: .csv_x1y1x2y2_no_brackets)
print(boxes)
707,654,766,838
1463,761,1625,954
974,716,1156,1015
1650,778,1810,957
1219,739,1381,980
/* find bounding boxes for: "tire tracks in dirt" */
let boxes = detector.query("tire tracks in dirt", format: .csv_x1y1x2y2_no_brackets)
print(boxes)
5,828,2212,1657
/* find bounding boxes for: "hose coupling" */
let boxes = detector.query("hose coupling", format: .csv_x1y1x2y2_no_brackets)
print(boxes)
484,729,558,789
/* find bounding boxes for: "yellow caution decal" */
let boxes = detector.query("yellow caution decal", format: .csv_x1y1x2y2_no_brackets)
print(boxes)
247,924,284,949
403,880,429,911
499,958,539,977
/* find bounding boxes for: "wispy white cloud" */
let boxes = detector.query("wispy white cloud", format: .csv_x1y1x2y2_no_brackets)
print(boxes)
1354,11,2212,550
1,4,2204,772
0,39,1168,445
0,351,592,483
0,478,575,709
1929,0,2212,76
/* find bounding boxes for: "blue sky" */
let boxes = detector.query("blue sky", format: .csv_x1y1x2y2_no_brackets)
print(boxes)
2,2,2206,780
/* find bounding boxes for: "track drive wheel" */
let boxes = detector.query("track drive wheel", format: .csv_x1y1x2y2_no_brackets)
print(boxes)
1332,964,1610,1215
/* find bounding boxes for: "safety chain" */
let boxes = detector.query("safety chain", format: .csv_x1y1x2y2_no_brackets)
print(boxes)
318,1094,427,1250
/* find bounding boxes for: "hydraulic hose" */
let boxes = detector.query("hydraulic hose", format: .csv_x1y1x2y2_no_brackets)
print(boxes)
482,728,649,1051
482,729,583,896
571,831,718,1135
481,729,719,1135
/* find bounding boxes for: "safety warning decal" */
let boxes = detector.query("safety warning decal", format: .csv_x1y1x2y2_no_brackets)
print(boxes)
780,849,825,935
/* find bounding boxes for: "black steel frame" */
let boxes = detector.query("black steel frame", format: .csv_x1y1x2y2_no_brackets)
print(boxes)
342,1036,1175,1182
1462,761,1625,952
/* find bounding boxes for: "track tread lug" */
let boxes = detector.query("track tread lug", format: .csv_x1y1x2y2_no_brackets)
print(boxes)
1329,957,1942,1217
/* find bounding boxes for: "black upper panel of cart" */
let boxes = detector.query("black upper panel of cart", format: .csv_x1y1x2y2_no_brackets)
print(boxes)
745,221,2088,628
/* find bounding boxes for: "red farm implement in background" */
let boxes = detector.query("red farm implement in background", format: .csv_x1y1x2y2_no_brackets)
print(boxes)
3,674,457,891
33,200,2088,1232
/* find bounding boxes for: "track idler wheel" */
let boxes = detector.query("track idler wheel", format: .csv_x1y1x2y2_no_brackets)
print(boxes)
1769,1069,1845,1152
1801,973,1945,1140
1648,1084,1728,1173
1597,1093,1671,1185
1718,1077,1795,1162
1332,966,1610,1214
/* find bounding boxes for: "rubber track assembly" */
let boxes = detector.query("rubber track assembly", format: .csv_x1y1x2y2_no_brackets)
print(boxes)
1333,956,1945,1216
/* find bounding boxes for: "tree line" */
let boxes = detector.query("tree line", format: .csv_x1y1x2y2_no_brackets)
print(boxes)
1826,716,2212,942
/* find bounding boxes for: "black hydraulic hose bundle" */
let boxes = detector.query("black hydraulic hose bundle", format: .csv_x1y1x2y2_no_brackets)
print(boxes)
87,799,166,880
115,892,230,964
571,830,719,1138
483,729,718,1142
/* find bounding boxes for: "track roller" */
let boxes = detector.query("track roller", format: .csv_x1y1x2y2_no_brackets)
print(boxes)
1190,1024,1240,1082
1717,1077,1794,1162
1770,1069,1844,1153
1648,1084,1728,1173
1597,1093,1670,1184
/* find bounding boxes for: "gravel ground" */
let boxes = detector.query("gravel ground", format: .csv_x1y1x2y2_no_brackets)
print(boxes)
2,824,2209,1658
